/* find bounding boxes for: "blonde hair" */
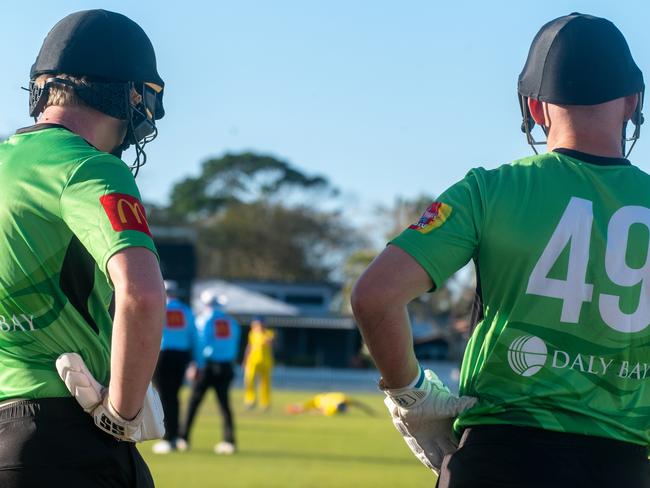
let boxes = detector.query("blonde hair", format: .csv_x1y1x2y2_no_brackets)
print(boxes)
34,74,89,109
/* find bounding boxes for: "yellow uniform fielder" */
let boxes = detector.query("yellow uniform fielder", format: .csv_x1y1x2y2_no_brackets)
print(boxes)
243,318,275,409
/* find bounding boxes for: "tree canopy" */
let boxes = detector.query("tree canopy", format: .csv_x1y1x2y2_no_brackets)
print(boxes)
153,152,362,282
197,201,359,281
169,152,335,219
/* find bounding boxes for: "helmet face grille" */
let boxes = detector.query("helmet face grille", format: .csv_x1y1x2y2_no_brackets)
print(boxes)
125,83,162,142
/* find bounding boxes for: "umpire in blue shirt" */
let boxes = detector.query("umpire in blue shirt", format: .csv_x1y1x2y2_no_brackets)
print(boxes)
152,280,194,454
179,290,241,454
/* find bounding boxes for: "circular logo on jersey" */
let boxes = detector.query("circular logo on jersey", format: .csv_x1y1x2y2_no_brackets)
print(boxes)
507,336,547,377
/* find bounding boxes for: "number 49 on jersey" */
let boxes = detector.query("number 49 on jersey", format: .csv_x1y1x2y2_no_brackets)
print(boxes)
526,196,650,333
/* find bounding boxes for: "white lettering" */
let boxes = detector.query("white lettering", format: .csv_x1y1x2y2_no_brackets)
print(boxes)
629,363,642,380
571,354,586,372
0,314,37,332
552,350,570,368
19,315,35,331
11,315,26,332
600,358,614,375
546,350,646,380
619,361,630,378
586,355,598,374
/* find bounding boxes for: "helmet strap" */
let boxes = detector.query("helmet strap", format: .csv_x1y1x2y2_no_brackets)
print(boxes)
519,94,547,154
623,90,644,158
117,82,159,177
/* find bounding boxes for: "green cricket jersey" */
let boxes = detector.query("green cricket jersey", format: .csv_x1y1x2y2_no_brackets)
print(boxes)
0,126,157,400
391,150,650,446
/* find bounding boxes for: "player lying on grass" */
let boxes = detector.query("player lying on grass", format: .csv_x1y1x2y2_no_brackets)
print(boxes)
352,12,650,488
286,392,376,417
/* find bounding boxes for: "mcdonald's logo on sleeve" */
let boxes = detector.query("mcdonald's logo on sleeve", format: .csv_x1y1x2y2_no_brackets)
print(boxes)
99,193,152,236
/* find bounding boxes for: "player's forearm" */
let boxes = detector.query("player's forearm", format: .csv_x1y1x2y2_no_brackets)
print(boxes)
110,288,164,419
351,246,432,388
107,248,165,420
352,293,420,388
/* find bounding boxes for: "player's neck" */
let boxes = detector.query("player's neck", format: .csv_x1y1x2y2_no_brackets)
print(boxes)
547,127,624,158
38,105,125,153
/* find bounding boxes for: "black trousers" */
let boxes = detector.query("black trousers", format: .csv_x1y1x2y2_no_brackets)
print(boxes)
436,424,650,488
0,398,154,488
180,361,235,445
153,349,190,441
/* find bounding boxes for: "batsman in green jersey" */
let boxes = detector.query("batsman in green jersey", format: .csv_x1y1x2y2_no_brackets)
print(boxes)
0,10,167,487
353,13,650,487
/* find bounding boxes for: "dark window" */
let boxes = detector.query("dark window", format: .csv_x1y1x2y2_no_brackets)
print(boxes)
284,294,324,305
154,242,196,281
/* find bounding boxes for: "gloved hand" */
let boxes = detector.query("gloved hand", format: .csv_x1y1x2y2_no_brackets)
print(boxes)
56,352,165,442
381,368,477,474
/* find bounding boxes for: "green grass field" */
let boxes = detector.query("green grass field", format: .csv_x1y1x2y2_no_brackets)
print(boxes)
141,388,436,487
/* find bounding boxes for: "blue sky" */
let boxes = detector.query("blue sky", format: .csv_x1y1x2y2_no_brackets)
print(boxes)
2,1,649,225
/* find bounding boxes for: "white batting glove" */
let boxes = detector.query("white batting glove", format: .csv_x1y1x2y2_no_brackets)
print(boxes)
381,367,477,474
56,352,165,442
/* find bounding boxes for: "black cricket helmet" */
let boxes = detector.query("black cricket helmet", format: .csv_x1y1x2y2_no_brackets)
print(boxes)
30,9,165,174
517,13,644,155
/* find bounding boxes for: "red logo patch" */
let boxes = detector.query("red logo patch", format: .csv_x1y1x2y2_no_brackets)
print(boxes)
214,319,231,338
166,310,186,329
100,193,152,236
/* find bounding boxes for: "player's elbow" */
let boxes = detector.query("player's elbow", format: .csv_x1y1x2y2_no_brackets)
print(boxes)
114,275,166,328
351,273,385,325
114,273,165,310
131,287,166,314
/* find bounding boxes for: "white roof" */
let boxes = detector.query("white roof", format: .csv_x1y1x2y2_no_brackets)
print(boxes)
193,280,299,316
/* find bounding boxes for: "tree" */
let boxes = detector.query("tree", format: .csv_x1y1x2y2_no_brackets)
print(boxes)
169,152,336,219
196,201,360,280
159,152,363,282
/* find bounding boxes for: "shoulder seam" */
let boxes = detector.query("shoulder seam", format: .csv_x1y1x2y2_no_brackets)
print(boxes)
58,153,127,218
